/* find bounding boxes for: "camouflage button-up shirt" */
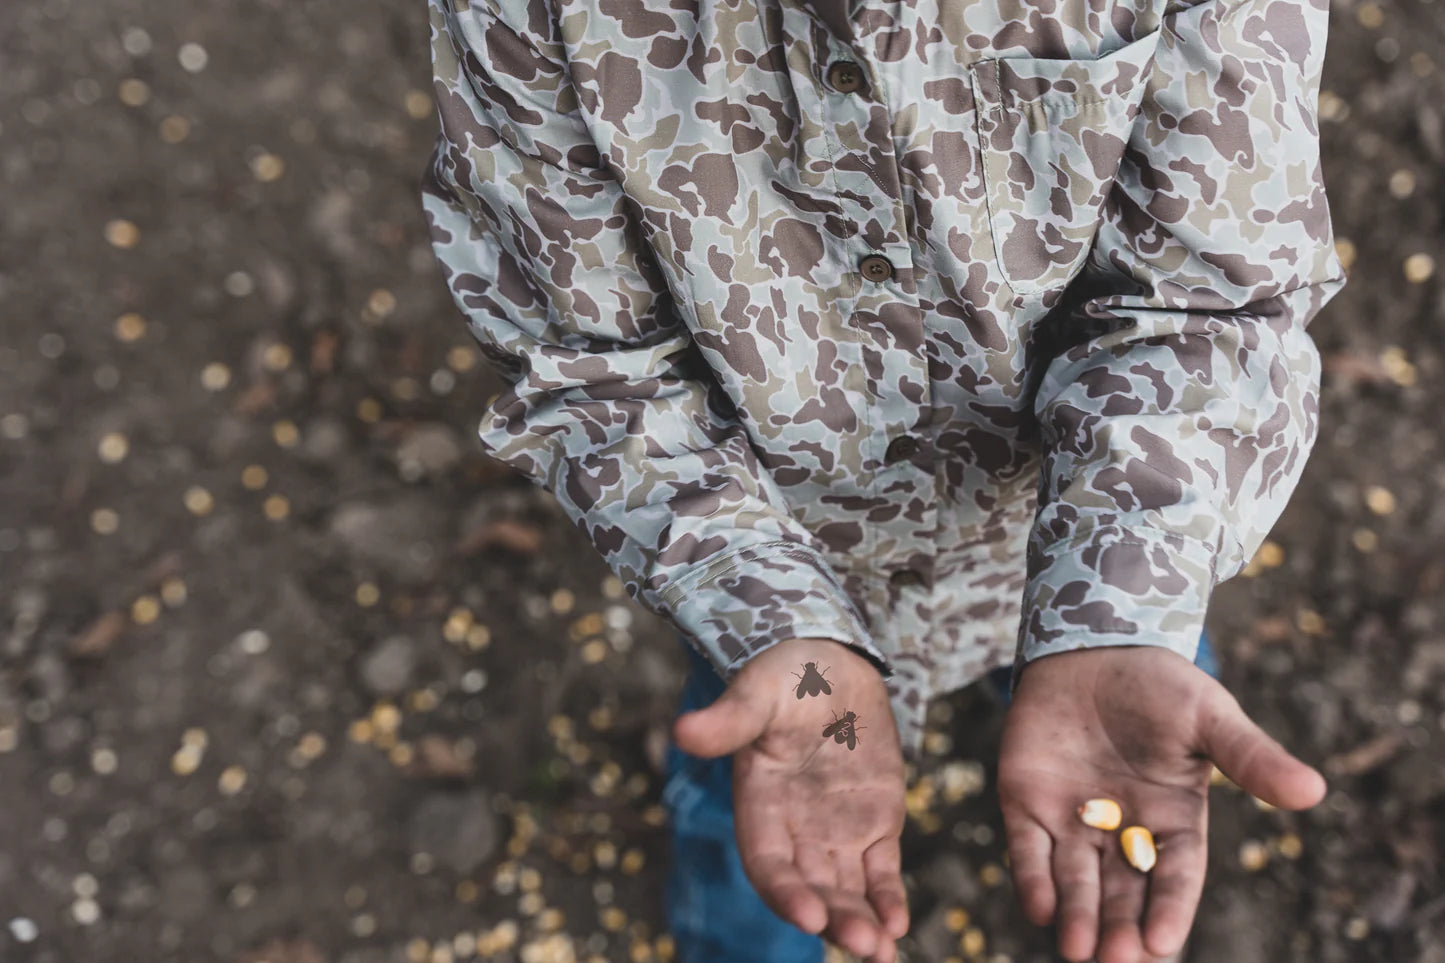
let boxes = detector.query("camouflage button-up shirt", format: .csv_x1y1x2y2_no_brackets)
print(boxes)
422,0,1347,756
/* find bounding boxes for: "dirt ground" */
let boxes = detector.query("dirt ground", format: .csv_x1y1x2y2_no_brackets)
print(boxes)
2,0,1443,960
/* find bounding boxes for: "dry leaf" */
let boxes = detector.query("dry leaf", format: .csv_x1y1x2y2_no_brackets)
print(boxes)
69,611,126,659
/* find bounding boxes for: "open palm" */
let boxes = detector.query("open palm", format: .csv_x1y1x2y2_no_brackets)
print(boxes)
997,646,1328,963
674,638,910,962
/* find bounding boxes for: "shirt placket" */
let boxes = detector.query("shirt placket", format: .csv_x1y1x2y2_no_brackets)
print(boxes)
803,0,939,721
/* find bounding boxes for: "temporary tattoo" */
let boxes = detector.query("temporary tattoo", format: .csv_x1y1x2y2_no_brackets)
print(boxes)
792,661,832,699
822,709,866,751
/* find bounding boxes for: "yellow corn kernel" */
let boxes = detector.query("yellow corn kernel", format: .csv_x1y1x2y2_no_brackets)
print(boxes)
1120,826,1156,873
1077,798,1123,831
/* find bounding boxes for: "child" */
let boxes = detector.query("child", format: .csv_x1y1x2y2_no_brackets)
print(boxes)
421,0,1344,957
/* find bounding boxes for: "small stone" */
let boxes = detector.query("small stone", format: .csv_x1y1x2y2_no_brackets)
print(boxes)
409,791,497,874
1364,485,1397,515
131,595,161,625
361,636,417,696
1388,169,1416,198
447,346,476,371
160,115,190,143
395,424,462,476
236,629,270,654
1239,839,1270,871
272,420,300,448
98,433,129,463
184,486,214,516
218,766,247,795
91,748,118,774
200,363,231,391
118,78,150,105
1352,528,1379,553
122,28,152,55
1404,252,1435,284
367,289,397,318
241,464,269,489
177,42,208,72
160,577,187,606
250,152,285,182
9,918,38,943
114,312,147,341
224,271,254,297
105,219,140,248
171,743,203,776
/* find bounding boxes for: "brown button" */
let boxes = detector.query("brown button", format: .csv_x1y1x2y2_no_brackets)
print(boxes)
859,254,894,283
884,434,919,464
826,60,865,94
889,568,925,589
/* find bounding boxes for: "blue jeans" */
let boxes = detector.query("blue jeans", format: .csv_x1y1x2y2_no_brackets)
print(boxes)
661,630,1220,963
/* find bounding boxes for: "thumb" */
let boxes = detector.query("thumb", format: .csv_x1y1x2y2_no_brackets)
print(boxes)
1198,689,1327,811
673,676,776,759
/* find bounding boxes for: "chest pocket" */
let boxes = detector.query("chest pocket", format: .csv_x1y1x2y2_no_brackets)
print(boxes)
970,30,1163,299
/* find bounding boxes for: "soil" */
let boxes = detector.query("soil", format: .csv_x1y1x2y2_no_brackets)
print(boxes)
2,0,1443,961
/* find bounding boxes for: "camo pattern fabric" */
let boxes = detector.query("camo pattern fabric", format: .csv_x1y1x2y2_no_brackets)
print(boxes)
422,0,1347,757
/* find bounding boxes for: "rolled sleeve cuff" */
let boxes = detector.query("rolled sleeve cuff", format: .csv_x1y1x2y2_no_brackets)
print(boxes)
1009,524,1217,695
657,540,892,681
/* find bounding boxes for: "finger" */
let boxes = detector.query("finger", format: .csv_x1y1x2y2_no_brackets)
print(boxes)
1096,843,1148,963
1197,690,1327,810
866,937,898,963
1003,815,1056,927
1052,839,1102,962
817,883,883,959
747,852,828,934
863,836,911,939
672,680,776,758
1142,826,1207,959
831,850,887,958
733,790,827,934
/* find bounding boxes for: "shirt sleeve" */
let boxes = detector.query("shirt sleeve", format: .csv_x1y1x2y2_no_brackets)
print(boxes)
420,0,891,679
1012,0,1348,687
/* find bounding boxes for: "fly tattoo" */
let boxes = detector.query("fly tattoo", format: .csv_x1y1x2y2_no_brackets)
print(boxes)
792,661,832,699
822,709,866,751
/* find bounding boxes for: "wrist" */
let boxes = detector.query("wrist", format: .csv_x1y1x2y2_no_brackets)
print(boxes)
784,636,886,678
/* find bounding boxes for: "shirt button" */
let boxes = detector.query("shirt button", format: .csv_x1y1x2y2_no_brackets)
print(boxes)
883,434,919,464
859,254,894,283
826,60,865,94
889,568,925,589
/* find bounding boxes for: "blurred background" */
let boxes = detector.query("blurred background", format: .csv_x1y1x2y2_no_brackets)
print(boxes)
1,0,1442,961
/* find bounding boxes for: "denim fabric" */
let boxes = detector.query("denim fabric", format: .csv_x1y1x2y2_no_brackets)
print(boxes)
661,630,1220,963
662,641,828,963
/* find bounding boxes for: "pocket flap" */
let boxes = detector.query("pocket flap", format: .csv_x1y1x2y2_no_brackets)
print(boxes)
972,30,1163,115
969,31,1164,298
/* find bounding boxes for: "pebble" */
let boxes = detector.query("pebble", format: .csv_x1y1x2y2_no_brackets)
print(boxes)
395,423,462,476
178,42,208,72
330,496,447,580
8,918,38,943
409,790,497,874
71,899,100,925
360,635,417,696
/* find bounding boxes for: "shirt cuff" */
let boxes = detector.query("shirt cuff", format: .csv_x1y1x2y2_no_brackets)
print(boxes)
656,540,892,681
1009,523,1217,695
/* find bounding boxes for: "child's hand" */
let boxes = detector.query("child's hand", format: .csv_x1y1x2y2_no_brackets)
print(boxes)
673,637,909,963
997,646,1328,963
